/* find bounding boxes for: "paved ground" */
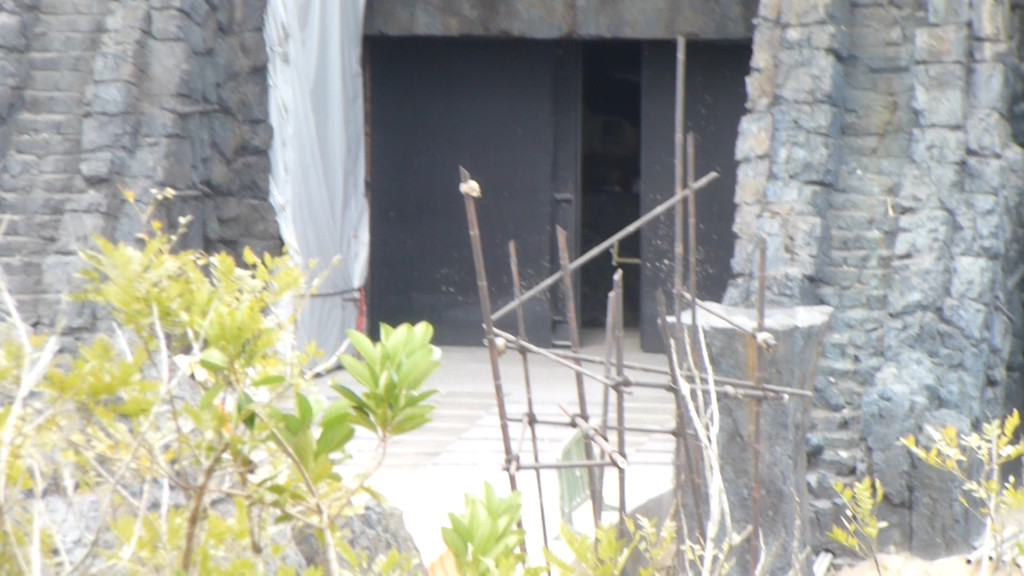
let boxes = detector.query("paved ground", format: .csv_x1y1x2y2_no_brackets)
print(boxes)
338,329,678,564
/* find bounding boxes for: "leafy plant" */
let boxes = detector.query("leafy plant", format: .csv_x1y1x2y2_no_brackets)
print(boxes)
903,410,1024,570
827,476,887,574
336,322,440,440
545,516,677,576
0,189,439,576
631,516,678,576
545,522,635,576
441,482,541,576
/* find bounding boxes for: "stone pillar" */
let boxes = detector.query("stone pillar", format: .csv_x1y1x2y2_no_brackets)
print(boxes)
0,2,29,160
725,0,847,307
675,302,832,575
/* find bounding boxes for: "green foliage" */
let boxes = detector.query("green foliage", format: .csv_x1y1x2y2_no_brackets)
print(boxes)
545,523,635,576
630,516,678,576
0,190,439,576
442,482,540,576
337,544,419,575
336,322,439,439
903,410,1024,549
543,516,676,575
827,476,887,561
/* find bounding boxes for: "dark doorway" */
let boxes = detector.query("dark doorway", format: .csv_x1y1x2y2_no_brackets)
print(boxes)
639,41,751,351
365,37,749,352
579,42,643,330
366,38,569,346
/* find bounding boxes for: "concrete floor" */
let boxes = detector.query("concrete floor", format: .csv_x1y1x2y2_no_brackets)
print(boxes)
337,329,678,564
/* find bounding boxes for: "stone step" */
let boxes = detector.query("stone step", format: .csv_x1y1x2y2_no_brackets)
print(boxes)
27,31,98,53
810,408,861,433
38,0,110,15
1,171,87,195
26,52,94,73
32,14,105,33
12,133,80,157
824,209,888,233
823,248,891,270
830,308,889,331
15,113,82,137
828,229,888,252
816,357,857,374
22,90,83,115
814,429,861,451
817,285,888,310
25,70,91,92
815,446,859,477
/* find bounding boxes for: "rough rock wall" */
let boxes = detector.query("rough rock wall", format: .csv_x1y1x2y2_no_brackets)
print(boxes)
0,0,279,338
364,0,757,40
728,0,1024,557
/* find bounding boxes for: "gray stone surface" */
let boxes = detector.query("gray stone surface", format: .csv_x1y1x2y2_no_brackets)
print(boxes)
295,499,426,574
0,0,281,341
364,0,757,39
726,0,1024,559
673,303,831,575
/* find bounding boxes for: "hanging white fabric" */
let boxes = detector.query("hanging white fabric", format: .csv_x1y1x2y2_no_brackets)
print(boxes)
265,0,369,357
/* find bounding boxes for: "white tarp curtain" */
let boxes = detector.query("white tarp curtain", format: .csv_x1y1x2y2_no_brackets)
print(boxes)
265,0,369,356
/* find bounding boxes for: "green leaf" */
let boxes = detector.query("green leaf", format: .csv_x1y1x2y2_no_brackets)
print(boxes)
321,399,351,429
237,391,256,430
347,330,379,367
282,414,304,436
200,383,226,410
296,393,313,428
254,374,286,387
200,347,230,372
316,421,354,458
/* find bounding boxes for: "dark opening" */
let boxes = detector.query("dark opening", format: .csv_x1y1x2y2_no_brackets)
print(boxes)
365,38,561,346
579,42,643,328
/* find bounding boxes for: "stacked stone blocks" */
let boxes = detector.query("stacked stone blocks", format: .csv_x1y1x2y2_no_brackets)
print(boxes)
0,0,281,337
732,0,1024,556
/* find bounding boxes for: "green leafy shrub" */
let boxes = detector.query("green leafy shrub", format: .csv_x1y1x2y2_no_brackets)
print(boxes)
903,410,1024,569
441,482,540,576
827,476,887,573
0,190,438,575
544,522,635,576
545,517,676,576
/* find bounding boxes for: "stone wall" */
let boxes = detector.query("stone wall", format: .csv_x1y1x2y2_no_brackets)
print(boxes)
0,0,280,338
364,0,758,40
727,0,1024,557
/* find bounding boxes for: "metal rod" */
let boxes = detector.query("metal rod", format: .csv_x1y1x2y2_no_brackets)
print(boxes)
548,349,674,376
493,328,615,386
458,167,521,530
559,403,629,470
511,460,620,472
665,302,766,341
557,227,604,529
596,283,618,517
687,131,698,344
510,417,529,475
631,380,788,400
506,416,681,436
613,269,627,531
539,349,810,397
494,330,804,399
683,131,709,542
673,36,687,318
509,240,550,555
750,236,768,574
491,171,720,322
658,291,704,544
